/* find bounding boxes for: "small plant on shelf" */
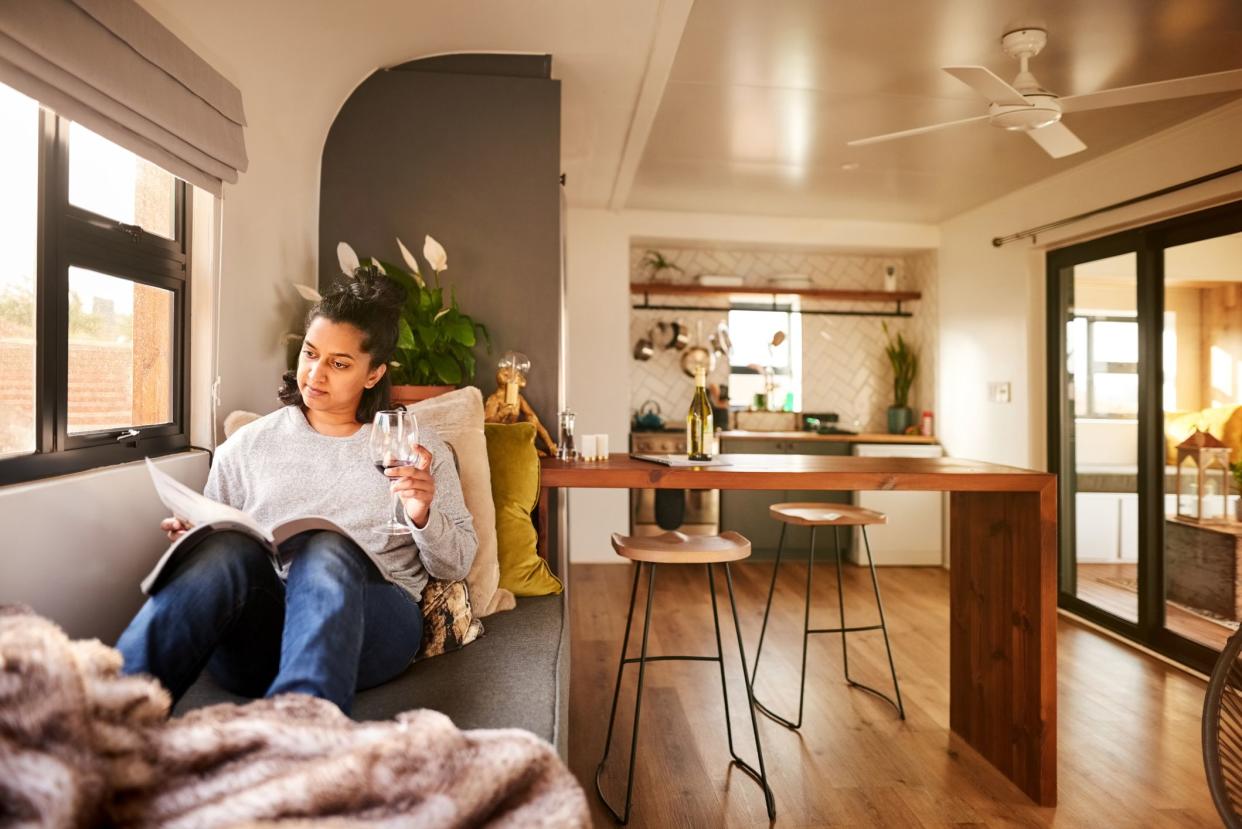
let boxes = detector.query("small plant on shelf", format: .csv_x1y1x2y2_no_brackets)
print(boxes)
639,250,684,282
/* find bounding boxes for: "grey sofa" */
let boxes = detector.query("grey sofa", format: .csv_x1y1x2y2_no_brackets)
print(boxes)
175,592,569,759
175,430,570,759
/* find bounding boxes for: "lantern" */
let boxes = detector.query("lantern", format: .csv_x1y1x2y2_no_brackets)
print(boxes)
1175,429,1232,523
497,351,531,409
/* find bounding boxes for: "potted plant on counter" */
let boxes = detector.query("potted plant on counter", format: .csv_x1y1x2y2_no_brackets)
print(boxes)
882,322,918,434
337,236,490,405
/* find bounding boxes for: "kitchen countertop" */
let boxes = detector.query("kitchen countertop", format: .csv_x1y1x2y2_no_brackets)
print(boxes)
632,428,937,445
717,430,938,444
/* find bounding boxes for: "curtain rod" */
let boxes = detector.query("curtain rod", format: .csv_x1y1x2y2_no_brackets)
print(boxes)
992,163,1242,247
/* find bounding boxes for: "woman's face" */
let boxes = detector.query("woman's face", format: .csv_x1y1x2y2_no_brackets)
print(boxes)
297,316,386,415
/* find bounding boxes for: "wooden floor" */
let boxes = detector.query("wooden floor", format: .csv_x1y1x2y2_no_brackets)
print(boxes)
569,562,1219,828
1077,562,1234,650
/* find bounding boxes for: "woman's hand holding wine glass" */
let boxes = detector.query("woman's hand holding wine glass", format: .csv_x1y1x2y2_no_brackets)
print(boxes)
367,410,422,539
369,409,433,535
386,444,435,528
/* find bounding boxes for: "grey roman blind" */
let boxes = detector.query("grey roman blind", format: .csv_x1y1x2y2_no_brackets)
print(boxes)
0,0,247,195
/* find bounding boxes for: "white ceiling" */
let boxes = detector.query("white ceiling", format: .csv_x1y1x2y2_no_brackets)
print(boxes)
138,0,672,210
137,0,1242,225
624,0,1242,222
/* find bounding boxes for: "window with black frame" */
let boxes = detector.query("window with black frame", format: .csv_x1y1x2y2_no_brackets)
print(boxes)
0,81,191,485
1067,314,1139,419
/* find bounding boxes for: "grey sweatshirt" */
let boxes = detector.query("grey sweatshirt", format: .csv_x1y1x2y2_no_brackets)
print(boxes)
204,405,478,602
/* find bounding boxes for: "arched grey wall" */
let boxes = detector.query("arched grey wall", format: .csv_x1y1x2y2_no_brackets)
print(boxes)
320,55,562,428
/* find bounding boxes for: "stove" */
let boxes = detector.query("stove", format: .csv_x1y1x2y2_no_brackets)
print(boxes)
629,431,719,535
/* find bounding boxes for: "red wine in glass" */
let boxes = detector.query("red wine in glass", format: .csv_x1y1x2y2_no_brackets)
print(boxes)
369,409,419,535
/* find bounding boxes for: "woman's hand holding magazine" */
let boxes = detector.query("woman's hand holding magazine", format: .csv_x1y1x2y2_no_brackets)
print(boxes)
160,516,191,541
141,458,380,595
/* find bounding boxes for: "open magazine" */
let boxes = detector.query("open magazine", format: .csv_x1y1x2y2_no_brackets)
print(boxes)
141,458,364,595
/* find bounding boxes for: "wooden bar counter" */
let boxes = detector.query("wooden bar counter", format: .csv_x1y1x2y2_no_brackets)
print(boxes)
539,452,1058,806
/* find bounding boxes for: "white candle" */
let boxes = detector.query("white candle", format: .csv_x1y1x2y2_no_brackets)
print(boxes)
579,434,597,462
596,433,609,460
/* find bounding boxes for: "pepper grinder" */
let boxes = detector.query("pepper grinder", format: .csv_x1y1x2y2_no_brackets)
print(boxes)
557,410,577,461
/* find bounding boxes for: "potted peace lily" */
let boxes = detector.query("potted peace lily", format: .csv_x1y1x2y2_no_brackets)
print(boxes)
317,235,489,405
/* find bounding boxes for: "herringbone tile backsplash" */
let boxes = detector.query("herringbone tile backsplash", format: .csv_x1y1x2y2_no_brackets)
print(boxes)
629,247,938,435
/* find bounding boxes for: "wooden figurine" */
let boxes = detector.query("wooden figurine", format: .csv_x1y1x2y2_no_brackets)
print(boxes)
483,351,558,456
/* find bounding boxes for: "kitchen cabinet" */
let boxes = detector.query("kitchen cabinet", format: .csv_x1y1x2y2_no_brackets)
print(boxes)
718,436,852,558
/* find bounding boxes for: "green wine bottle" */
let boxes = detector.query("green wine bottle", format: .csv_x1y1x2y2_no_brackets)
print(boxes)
686,366,713,461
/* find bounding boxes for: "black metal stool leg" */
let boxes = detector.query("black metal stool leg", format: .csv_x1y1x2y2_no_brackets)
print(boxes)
828,525,905,718
707,564,740,760
719,563,777,820
753,523,814,730
833,525,850,680
595,562,642,785
861,526,905,719
750,522,786,682
594,561,658,824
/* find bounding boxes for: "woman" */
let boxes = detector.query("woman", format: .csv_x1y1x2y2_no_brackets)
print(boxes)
117,272,477,713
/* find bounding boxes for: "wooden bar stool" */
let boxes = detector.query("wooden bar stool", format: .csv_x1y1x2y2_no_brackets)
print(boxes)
750,503,905,729
595,530,776,824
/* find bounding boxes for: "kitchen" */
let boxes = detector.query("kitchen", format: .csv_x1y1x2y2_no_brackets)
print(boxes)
626,242,945,565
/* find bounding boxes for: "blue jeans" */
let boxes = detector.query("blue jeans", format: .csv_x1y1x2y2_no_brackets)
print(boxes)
117,529,423,713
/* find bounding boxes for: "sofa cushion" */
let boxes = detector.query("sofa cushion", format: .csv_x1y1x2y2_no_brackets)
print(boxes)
486,423,562,597
416,577,482,659
1164,404,1242,464
405,387,513,616
174,594,568,759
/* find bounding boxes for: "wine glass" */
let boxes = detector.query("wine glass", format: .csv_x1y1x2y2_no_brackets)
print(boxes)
369,409,419,536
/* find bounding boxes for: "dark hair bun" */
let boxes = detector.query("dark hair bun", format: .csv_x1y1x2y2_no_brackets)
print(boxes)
337,266,407,310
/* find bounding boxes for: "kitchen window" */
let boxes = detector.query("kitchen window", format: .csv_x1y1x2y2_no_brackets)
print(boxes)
0,81,191,485
727,306,802,410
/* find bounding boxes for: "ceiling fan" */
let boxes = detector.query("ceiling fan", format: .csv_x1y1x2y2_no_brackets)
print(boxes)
847,28,1242,159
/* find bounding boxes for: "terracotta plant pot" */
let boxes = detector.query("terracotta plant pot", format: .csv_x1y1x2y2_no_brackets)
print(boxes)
390,385,456,406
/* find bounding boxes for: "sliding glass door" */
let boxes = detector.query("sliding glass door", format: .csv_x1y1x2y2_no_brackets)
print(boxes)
1051,238,1144,632
1049,200,1242,673
1158,221,1242,658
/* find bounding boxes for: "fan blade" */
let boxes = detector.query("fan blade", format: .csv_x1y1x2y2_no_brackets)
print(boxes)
1026,121,1087,158
847,114,990,147
1060,67,1242,113
943,65,1031,107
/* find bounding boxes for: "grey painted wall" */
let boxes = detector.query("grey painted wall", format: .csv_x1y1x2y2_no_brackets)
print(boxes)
319,58,562,429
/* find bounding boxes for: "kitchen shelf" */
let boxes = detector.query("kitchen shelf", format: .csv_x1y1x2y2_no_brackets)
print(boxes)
630,282,920,318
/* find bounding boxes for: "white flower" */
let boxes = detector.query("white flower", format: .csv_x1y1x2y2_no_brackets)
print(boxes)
336,242,360,277
433,306,450,322
424,234,448,272
293,283,322,302
396,237,426,288
370,258,386,274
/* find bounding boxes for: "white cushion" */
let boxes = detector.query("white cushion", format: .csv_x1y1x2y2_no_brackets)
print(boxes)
406,387,511,616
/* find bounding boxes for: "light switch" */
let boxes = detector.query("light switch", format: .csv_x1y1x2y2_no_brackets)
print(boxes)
988,382,1012,404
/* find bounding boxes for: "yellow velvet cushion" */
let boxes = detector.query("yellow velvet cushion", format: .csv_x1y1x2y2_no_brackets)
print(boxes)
1164,405,1242,464
485,422,563,596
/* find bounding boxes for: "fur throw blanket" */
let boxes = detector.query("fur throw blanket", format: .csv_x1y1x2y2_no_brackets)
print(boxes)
0,607,588,828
